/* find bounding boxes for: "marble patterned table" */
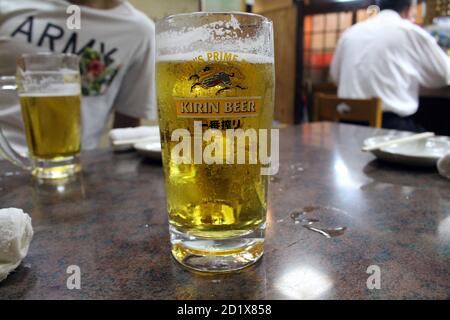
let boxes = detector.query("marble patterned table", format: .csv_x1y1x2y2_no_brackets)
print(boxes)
0,122,449,299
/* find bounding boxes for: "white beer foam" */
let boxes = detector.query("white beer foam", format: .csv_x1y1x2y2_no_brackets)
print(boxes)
24,70,79,76
157,52,274,64
19,70,80,96
156,14,273,58
19,83,80,97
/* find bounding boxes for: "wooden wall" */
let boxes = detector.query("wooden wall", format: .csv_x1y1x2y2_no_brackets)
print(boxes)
254,0,298,124
253,0,293,13
128,0,200,20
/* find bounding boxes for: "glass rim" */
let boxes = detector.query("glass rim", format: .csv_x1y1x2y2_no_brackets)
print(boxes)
19,52,79,61
157,11,272,26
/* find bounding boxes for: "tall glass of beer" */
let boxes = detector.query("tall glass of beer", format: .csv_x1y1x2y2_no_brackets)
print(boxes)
156,13,275,272
0,53,81,179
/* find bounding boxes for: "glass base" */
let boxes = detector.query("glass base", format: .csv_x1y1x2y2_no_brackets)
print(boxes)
32,155,81,180
170,224,265,273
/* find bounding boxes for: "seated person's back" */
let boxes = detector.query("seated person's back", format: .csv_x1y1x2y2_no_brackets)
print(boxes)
331,0,450,131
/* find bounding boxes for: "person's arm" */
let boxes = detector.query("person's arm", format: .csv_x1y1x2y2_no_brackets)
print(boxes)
413,28,450,88
113,111,140,128
330,36,344,85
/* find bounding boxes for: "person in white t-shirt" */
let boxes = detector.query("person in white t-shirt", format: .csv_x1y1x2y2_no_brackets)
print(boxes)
330,0,450,132
0,0,156,152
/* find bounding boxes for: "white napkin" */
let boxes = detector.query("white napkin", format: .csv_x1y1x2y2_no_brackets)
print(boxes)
438,153,450,179
0,208,33,282
109,126,160,151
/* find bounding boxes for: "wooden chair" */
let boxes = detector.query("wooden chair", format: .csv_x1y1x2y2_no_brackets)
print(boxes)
313,93,383,128
304,82,338,122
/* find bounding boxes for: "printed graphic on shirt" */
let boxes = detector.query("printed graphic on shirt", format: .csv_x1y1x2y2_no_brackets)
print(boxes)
9,16,120,96
80,48,120,96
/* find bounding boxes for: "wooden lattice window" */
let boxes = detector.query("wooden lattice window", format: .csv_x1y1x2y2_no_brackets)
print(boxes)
304,12,353,84
425,0,450,24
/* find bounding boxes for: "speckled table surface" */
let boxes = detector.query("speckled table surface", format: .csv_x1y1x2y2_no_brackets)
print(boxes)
0,122,449,300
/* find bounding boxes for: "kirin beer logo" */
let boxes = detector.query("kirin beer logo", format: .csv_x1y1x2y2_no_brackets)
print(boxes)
189,64,247,95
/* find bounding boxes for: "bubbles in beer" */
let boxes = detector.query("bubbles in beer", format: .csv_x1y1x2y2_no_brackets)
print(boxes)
157,53,274,239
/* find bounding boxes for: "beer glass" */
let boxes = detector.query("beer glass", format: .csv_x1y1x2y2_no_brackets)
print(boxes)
0,53,81,180
156,13,275,272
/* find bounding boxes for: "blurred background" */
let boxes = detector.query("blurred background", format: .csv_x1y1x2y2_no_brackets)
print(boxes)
95,0,449,144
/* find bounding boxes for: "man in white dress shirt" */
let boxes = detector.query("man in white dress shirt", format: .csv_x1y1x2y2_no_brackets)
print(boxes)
331,0,450,132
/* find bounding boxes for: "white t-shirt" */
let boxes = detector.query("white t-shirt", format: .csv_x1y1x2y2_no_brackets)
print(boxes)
0,0,156,151
331,10,450,117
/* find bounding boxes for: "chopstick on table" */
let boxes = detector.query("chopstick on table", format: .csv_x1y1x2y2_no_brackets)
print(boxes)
112,136,160,146
362,132,435,152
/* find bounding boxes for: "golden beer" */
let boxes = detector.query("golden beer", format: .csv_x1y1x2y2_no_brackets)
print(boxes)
20,94,81,159
157,55,275,263
0,53,81,180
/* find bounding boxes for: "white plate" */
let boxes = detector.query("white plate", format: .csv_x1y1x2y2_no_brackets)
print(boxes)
364,134,450,167
134,141,162,160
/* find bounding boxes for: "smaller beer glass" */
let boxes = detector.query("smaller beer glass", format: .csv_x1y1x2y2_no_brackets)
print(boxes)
0,53,81,179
